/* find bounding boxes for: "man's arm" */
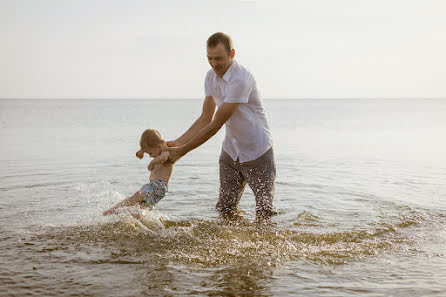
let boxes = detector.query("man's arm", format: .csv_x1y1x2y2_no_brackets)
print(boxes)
169,96,216,147
169,102,240,162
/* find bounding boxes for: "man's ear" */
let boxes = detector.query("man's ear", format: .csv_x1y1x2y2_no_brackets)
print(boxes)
230,49,235,59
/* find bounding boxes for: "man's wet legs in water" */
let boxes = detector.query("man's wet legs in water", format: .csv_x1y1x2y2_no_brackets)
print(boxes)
216,148,276,222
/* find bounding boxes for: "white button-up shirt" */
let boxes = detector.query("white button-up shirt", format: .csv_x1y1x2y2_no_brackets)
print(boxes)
205,59,273,162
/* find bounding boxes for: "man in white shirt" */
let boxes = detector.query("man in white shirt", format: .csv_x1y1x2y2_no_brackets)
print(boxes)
168,32,275,221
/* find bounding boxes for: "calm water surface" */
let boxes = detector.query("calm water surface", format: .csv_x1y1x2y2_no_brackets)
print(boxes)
1,99,445,296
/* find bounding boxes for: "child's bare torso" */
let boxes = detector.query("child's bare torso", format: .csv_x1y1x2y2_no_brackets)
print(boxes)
150,163,173,183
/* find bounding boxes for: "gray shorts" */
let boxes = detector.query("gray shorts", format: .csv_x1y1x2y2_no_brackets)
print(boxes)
217,148,276,218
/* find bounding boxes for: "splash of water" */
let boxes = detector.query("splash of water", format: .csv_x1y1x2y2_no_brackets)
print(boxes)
31,209,433,267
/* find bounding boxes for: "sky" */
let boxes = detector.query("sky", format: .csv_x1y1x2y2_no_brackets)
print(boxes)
0,0,445,99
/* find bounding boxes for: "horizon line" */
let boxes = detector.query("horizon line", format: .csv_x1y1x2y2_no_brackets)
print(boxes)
1,97,446,100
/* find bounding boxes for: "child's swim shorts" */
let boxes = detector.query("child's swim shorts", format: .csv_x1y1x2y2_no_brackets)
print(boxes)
140,180,168,209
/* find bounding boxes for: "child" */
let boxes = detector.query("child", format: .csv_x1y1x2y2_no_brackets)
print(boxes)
103,129,173,216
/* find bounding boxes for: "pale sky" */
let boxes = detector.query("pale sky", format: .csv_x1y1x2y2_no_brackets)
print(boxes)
1,0,445,99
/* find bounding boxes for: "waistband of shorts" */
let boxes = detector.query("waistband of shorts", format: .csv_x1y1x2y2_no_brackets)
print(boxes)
150,180,168,188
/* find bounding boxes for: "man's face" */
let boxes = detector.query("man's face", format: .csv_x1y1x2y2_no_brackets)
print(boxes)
207,43,234,77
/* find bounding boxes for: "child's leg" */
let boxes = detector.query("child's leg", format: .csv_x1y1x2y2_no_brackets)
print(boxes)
103,190,145,216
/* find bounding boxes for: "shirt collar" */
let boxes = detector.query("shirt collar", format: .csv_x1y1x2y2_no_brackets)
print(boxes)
222,59,237,82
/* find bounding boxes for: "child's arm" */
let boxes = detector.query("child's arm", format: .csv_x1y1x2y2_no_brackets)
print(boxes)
148,151,170,171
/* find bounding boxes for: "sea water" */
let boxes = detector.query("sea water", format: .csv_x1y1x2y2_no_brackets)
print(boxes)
0,99,445,296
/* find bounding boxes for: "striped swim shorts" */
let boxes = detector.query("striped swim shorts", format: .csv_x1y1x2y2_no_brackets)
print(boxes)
140,180,168,209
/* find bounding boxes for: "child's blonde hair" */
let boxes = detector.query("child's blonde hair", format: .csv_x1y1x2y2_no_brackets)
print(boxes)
140,129,164,149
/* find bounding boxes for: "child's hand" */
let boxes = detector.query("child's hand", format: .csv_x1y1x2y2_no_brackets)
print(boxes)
136,149,144,159
148,161,155,171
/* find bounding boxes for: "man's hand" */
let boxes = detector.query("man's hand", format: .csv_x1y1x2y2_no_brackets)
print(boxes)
166,140,179,147
147,161,155,171
136,149,144,159
167,147,184,163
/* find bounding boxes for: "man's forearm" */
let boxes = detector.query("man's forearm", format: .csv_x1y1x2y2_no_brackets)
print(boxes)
168,101,236,163
175,116,210,146
180,122,221,155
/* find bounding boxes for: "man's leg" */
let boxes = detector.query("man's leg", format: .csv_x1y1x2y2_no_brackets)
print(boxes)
216,150,246,215
243,148,276,220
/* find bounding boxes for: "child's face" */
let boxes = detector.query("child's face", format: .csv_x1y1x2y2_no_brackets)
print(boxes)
143,145,162,158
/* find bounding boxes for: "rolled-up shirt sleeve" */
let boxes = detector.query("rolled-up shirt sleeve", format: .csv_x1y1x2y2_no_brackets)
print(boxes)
224,78,252,104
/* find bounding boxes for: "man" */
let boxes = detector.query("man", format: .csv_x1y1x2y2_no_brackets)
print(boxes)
167,32,275,221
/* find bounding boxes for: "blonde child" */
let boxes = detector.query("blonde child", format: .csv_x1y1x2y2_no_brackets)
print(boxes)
103,129,173,216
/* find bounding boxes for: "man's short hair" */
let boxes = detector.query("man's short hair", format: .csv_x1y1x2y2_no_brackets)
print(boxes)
140,129,164,149
207,32,233,55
